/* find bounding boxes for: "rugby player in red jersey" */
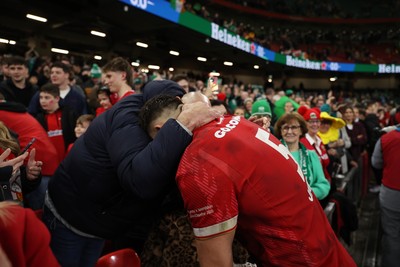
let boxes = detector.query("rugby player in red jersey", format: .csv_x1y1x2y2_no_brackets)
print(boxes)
140,93,356,267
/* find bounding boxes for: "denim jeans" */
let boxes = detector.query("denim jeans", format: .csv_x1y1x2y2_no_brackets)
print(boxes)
43,205,105,267
25,175,51,210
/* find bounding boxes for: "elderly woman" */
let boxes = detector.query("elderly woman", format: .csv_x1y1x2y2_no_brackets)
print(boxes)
275,113,330,200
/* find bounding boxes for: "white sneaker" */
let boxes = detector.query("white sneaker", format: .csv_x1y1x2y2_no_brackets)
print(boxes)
369,185,381,193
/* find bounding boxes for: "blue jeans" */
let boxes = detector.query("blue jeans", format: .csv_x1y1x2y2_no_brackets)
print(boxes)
25,175,51,210
43,205,105,267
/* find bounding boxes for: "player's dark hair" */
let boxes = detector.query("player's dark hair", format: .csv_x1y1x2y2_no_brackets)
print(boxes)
139,95,182,134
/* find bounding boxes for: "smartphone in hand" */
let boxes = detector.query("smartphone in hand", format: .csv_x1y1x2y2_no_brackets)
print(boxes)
20,138,36,155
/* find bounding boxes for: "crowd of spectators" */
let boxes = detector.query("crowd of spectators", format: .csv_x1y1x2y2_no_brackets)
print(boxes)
184,0,400,63
0,49,399,265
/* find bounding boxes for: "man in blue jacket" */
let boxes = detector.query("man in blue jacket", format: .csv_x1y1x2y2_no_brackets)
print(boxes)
42,79,220,267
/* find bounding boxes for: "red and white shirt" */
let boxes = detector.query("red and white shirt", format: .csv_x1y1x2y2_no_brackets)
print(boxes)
45,110,65,162
177,115,355,267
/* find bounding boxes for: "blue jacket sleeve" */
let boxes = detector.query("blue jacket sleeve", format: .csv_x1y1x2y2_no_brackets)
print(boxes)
107,118,192,199
308,150,331,200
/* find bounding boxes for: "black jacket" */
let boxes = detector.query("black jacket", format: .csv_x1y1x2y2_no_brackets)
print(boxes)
48,80,191,239
0,79,38,107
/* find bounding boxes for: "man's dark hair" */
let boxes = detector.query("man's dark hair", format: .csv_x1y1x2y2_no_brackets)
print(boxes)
171,74,188,83
51,61,72,74
39,83,60,97
139,95,182,134
8,56,28,67
102,57,133,86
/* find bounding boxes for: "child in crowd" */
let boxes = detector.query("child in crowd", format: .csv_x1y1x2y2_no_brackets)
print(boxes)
66,114,94,154
35,83,78,162
96,86,113,116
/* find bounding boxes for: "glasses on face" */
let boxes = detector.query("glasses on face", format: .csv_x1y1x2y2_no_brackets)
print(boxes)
307,120,321,125
281,125,301,133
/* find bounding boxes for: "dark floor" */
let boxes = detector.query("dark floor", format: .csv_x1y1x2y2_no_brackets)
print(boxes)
347,191,381,267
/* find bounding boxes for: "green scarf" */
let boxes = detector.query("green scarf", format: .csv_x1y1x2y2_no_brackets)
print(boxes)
280,139,311,183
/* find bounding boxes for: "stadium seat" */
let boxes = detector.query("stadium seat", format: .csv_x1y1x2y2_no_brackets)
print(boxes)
95,248,141,267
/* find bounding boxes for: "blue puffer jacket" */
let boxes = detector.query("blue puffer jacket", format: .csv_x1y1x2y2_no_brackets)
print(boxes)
48,80,191,239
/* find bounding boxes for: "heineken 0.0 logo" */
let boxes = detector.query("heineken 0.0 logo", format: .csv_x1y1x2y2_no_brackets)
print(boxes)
130,0,147,9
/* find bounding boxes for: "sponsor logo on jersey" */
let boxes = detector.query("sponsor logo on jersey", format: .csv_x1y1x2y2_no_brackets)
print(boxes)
214,116,241,138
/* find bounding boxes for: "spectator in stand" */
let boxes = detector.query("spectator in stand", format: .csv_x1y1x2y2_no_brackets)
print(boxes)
42,80,220,267
342,106,368,160
0,93,59,210
0,202,60,267
95,86,113,116
102,57,135,103
363,101,382,193
243,97,253,119
250,99,273,132
0,56,37,107
28,62,88,116
233,107,245,117
0,57,10,81
139,94,356,267
299,106,332,182
371,124,400,267
172,74,190,93
275,112,330,200
35,83,79,163
0,123,42,205
66,114,94,154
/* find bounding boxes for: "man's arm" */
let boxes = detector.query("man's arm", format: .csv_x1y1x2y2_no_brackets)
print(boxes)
196,230,235,267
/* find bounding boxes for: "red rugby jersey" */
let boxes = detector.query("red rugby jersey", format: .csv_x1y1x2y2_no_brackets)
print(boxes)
177,115,356,267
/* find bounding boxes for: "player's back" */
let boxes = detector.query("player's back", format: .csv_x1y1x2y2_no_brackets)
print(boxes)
185,115,356,267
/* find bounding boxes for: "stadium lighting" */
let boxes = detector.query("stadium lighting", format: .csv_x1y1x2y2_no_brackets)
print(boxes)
254,65,260,69
131,62,140,67
26,14,47,22
148,65,160,70
209,71,220,77
94,55,102,60
169,50,180,56
329,77,338,82
90,30,106,38
51,48,69,54
136,42,148,48
224,61,233,66
169,67,174,72
197,57,207,62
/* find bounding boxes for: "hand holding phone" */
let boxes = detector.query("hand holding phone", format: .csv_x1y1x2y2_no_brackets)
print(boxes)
20,138,36,155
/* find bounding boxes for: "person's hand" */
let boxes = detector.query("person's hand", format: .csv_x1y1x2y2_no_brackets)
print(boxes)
26,148,43,181
350,160,358,168
0,148,28,174
248,116,271,131
177,101,222,131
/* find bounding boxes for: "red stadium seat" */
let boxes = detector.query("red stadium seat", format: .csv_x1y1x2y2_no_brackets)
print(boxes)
95,248,141,267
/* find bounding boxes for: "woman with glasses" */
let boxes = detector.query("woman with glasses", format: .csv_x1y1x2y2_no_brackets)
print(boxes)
275,113,330,200
298,106,332,182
